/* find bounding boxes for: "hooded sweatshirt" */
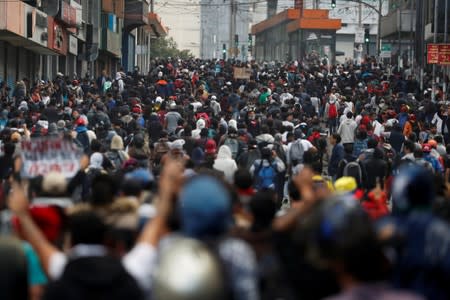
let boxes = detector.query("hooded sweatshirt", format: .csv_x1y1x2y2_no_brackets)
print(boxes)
213,145,238,182
192,118,206,139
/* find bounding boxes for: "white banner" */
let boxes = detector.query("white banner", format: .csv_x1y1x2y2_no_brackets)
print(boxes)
21,138,83,178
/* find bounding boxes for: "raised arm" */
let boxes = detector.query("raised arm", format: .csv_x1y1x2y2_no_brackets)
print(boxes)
8,181,60,274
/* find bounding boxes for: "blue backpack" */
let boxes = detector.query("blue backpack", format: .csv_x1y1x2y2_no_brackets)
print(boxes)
254,160,277,190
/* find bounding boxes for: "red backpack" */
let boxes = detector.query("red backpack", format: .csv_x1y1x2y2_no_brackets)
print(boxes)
328,103,337,119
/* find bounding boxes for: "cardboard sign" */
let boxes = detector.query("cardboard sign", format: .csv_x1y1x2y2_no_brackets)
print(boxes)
233,67,252,80
21,138,83,178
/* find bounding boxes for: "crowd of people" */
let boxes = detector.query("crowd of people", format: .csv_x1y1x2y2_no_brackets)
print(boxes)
1,57,450,300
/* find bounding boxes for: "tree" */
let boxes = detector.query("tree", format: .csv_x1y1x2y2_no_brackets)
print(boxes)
150,37,194,60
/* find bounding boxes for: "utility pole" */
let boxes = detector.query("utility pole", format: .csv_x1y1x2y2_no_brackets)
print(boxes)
398,1,402,68
432,0,439,102
409,0,414,74
376,0,382,60
229,0,237,59
444,0,448,97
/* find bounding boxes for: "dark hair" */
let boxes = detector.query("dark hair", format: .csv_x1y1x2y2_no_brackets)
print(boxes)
90,174,118,205
90,139,102,152
435,135,443,144
344,143,354,154
332,133,341,144
69,211,107,246
120,179,142,197
403,140,415,153
367,138,378,149
288,180,300,201
249,189,277,232
234,168,253,190
408,132,417,143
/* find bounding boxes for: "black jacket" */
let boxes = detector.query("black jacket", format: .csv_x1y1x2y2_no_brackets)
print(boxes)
43,256,143,300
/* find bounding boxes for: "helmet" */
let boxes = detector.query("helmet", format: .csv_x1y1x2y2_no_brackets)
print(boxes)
152,238,227,300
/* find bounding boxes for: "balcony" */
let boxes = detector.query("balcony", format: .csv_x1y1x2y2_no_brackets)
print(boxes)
380,9,415,39
0,1,55,54
124,0,149,31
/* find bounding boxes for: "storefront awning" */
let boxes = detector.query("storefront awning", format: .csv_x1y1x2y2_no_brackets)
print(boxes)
147,12,168,37
287,10,342,33
251,9,300,35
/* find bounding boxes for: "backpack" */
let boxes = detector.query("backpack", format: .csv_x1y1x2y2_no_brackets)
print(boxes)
105,151,126,170
289,139,305,165
254,160,277,190
224,138,239,160
328,103,337,119
343,160,363,184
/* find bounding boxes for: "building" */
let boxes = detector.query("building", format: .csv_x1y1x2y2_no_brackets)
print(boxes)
322,0,388,62
380,0,416,67
0,0,166,86
251,1,342,63
199,0,294,60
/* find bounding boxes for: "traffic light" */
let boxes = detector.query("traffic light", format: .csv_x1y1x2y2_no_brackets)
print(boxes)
222,43,226,60
364,28,370,44
248,34,252,52
331,0,336,8
234,34,239,47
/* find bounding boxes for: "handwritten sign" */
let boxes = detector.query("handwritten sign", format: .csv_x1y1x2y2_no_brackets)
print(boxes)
438,44,450,65
427,44,439,64
233,67,252,80
427,43,450,65
21,138,83,178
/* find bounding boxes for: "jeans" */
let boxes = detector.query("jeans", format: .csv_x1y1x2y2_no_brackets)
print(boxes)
328,118,337,134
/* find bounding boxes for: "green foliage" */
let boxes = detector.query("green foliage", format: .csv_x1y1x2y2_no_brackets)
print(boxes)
150,37,194,59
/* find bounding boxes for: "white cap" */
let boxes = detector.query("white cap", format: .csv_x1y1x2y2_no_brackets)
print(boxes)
211,95,217,100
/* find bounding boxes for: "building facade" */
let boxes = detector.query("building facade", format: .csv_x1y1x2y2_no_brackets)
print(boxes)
0,0,166,86
252,3,342,63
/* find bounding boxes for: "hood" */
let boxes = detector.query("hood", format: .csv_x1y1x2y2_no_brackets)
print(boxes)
89,152,103,169
196,118,206,130
216,145,233,160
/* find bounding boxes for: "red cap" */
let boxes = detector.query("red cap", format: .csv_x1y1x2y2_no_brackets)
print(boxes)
205,139,217,155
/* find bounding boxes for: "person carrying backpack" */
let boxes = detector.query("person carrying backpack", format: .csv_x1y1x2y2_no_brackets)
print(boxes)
325,96,339,134
287,135,316,175
105,135,129,171
222,127,244,160
250,147,285,191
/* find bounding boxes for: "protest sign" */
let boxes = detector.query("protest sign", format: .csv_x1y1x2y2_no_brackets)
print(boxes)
233,67,252,80
21,137,83,178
